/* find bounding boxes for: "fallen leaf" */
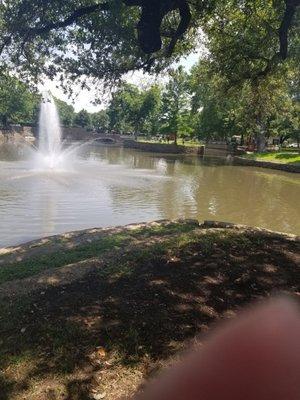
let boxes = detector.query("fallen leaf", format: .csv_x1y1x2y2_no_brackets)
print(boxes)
97,347,106,358
93,392,106,399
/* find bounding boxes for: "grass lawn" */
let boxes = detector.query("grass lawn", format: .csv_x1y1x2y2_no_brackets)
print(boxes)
0,221,299,399
244,151,300,165
137,138,202,147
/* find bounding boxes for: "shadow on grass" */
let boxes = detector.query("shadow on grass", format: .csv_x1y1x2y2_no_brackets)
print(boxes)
274,152,299,160
0,221,197,285
0,232,299,399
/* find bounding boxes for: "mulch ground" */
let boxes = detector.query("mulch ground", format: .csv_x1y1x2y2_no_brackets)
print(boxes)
0,226,299,400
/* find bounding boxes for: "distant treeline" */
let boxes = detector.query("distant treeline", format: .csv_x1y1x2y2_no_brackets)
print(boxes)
1,58,299,151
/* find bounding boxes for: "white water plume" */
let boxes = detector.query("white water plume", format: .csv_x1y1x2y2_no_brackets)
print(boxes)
33,92,83,171
39,92,62,157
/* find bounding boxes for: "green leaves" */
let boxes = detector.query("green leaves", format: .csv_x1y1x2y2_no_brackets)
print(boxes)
0,73,38,126
74,109,91,129
107,83,163,134
0,0,197,88
91,110,110,131
161,66,191,137
54,98,75,127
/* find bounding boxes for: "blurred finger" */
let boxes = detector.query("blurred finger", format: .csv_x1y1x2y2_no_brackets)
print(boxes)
136,297,300,400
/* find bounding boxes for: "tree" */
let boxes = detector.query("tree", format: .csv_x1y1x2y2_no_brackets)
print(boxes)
91,110,110,132
107,84,142,133
0,1,198,88
74,109,92,129
161,66,191,143
106,82,163,135
139,85,163,135
189,60,232,142
186,2,300,151
54,98,75,127
189,55,300,150
0,73,38,126
0,1,298,87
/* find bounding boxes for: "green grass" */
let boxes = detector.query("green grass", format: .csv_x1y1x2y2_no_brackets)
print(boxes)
0,222,237,286
0,221,198,284
0,226,253,288
0,213,265,289
137,138,202,147
0,228,272,375
100,230,259,280
0,234,130,284
244,151,300,165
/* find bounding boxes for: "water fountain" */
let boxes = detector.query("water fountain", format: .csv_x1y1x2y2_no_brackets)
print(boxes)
32,91,89,171
33,92,68,170
37,92,64,169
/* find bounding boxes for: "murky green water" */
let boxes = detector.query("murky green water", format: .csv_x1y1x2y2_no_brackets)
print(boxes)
0,145,299,247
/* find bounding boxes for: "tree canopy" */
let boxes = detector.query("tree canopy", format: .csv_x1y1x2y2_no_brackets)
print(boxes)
0,1,299,150
0,74,38,126
1,64,298,150
0,1,299,87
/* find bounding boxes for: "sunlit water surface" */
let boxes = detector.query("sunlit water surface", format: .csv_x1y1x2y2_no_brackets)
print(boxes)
0,145,299,247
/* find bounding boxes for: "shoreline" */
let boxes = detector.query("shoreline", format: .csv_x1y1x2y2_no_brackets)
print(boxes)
123,138,205,155
1,135,299,173
233,155,300,173
124,140,300,173
1,219,298,255
1,220,298,296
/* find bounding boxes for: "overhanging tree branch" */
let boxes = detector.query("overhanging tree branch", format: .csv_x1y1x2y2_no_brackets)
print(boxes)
124,0,191,54
18,2,110,37
279,0,300,59
1,0,299,61
166,0,191,56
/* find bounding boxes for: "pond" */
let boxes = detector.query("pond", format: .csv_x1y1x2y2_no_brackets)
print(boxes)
0,144,299,247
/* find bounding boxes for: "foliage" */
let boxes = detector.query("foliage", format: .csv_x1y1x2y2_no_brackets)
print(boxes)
107,84,141,133
138,84,162,135
74,109,92,129
160,66,191,141
54,98,75,127
107,83,162,134
0,0,200,89
0,73,38,126
90,110,110,132
188,54,300,149
188,1,300,149
1,0,298,90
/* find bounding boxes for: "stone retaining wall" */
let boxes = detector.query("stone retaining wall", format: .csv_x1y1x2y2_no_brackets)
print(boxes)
0,131,30,144
0,127,36,143
233,156,300,173
204,143,231,156
123,139,204,155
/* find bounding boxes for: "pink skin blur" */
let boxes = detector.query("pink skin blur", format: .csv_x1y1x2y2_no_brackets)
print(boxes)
135,298,300,400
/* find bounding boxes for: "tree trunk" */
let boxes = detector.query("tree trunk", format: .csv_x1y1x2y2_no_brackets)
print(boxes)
1,115,8,127
174,131,177,145
255,117,266,152
256,132,266,152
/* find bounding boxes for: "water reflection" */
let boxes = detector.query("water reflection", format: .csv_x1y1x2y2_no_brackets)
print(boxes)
0,145,299,247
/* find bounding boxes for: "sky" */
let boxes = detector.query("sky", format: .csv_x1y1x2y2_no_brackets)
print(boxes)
41,50,202,113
